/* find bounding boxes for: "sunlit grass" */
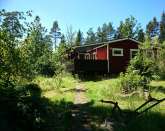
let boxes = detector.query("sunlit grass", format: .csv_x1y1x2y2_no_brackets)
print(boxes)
150,80,165,113
33,73,78,102
32,75,164,131
84,78,165,113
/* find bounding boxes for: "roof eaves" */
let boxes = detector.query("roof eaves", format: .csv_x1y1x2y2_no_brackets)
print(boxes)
87,44,107,52
73,38,141,50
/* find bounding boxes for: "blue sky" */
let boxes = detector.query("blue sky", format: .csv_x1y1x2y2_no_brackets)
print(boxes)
1,0,165,35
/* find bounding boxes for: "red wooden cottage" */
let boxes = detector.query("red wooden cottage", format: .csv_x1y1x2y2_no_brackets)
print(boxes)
71,38,140,74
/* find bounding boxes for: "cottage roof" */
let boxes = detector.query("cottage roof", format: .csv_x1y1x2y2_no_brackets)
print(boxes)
73,38,140,53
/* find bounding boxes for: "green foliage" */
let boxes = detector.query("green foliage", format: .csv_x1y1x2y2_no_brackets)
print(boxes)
118,51,158,93
75,29,83,46
118,71,143,93
129,52,158,82
156,46,165,79
21,16,54,77
96,22,115,42
0,10,56,81
137,29,145,42
140,35,151,48
115,16,141,39
0,80,73,131
0,10,29,82
146,17,159,39
85,28,97,44
160,12,165,43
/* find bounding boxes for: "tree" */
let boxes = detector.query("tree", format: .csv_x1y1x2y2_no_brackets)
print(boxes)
75,29,83,46
50,21,61,50
85,28,96,44
96,26,104,42
60,34,66,43
0,10,27,82
141,35,151,48
146,17,159,39
96,22,115,42
65,25,76,47
115,16,141,39
137,29,145,42
107,22,115,40
21,16,53,77
160,12,165,43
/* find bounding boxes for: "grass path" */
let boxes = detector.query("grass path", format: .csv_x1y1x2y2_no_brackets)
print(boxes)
71,83,92,131
74,83,88,104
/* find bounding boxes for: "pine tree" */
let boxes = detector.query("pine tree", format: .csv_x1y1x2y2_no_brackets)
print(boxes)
96,26,104,42
61,34,66,44
137,29,145,42
50,21,61,50
85,28,96,44
160,12,165,43
96,22,115,42
107,22,115,40
75,30,83,46
146,17,159,39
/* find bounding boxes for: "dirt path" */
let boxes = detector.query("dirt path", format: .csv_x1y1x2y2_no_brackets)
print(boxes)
74,83,88,104
71,83,92,131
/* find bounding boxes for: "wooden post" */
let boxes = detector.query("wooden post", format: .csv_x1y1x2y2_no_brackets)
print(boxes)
96,48,97,60
107,44,110,73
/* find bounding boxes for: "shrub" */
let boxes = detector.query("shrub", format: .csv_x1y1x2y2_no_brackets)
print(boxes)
157,45,165,79
0,80,73,131
129,52,158,82
118,71,143,94
118,51,158,94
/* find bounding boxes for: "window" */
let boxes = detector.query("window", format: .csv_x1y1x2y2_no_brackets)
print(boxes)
85,53,90,60
130,49,138,58
112,48,123,56
92,53,96,60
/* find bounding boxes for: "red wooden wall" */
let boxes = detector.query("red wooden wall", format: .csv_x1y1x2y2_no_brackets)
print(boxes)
88,40,138,73
76,39,139,74
108,40,138,73
96,46,107,60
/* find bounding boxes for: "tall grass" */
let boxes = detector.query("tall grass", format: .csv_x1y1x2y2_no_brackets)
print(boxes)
84,78,165,113
84,78,165,131
33,73,78,102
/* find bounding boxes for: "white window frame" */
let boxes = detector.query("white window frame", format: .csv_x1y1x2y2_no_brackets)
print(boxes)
85,53,90,60
93,52,96,60
130,49,138,58
112,48,124,56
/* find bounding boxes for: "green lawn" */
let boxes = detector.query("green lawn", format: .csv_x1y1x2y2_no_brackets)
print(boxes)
33,73,78,102
83,78,165,131
84,78,165,111
32,75,165,131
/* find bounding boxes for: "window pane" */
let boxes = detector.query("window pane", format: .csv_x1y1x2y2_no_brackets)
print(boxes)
132,51,138,58
114,50,122,54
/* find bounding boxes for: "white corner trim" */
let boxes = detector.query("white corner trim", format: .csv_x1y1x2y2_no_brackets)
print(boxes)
112,48,124,56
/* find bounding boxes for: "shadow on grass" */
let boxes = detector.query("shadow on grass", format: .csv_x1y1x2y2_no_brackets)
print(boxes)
64,88,88,93
0,82,73,131
0,81,164,131
150,85,165,94
71,100,165,131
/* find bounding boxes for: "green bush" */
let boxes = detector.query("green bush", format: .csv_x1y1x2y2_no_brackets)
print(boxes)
0,80,73,131
118,51,158,94
157,45,165,79
118,71,143,94
129,53,158,80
